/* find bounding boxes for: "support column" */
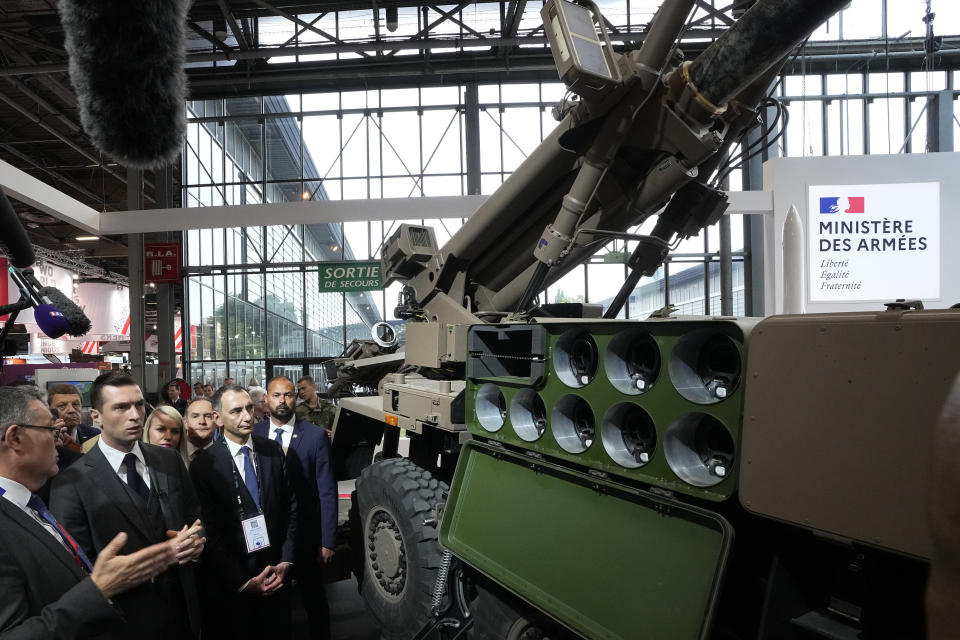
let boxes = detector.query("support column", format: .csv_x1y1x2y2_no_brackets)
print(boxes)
719,214,733,315
926,89,954,152
741,100,774,317
464,83,481,196
155,166,178,388
127,168,146,390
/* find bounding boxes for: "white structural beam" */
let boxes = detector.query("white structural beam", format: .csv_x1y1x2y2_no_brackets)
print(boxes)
100,195,492,234
1,163,773,237
0,159,100,234
725,189,774,215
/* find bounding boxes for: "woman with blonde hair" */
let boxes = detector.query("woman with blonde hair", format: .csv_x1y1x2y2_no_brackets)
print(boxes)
143,404,189,465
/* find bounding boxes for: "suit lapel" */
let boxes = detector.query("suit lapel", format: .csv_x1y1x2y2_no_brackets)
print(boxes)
253,439,274,513
289,422,305,458
0,497,84,578
143,445,172,527
84,446,155,541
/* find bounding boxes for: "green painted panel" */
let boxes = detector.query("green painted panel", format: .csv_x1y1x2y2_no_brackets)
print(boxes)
441,441,731,640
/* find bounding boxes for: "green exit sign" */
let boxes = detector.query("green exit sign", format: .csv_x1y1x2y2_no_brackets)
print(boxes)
318,261,383,293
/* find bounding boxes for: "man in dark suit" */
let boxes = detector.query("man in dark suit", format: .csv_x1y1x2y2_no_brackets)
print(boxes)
190,383,298,640
0,386,178,639
255,375,338,640
49,372,206,639
48,383,100,449
166,381,189,416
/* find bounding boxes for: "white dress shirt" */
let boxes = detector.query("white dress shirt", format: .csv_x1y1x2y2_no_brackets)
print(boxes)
224,436,257,485
98,437,151,490
268,415,295,454
0,475,67,546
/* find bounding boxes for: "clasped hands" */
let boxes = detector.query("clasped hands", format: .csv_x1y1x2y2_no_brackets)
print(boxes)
241,562,292,596
165,519,207,564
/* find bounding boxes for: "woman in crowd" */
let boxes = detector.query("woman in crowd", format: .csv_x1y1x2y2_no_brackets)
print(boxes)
143,404,189,465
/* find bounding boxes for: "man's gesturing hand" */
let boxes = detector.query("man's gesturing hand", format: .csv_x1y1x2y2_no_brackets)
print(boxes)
90,532,177,599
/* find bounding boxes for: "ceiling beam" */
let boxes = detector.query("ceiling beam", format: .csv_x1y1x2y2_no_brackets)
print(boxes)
0,158,100,234
100,195,490,234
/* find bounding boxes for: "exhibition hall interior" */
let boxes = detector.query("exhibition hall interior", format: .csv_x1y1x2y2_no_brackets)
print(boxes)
0,1,958,639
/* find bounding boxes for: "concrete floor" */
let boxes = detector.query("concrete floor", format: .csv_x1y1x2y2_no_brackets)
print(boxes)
291,577,382,640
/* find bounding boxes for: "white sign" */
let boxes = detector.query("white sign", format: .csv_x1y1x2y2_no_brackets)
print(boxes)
807,183,940,303
76,283,129,341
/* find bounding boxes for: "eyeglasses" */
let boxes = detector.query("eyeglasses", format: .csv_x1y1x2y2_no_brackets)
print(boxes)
18,424,61,438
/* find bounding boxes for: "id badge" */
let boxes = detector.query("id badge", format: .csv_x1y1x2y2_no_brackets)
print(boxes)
241,514,271,554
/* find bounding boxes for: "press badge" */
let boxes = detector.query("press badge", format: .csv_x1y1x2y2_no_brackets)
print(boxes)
241,514,271,554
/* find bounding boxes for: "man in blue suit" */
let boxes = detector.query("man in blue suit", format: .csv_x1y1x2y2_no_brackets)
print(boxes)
190,383,298,640
255,376,337,640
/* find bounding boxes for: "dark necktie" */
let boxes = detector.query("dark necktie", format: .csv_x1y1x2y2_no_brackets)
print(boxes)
274,427,284,448
240,445,260,510
123,453,150,502
26,494,94,572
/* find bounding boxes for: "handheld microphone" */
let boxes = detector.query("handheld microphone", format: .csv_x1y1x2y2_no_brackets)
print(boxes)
58,0,191,169
7,267,92,339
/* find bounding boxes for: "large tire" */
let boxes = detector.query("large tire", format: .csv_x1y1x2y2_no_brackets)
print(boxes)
356,458,449,639
471,583,573,640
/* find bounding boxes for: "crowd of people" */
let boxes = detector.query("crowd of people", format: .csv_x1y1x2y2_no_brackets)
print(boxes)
0,372,340,640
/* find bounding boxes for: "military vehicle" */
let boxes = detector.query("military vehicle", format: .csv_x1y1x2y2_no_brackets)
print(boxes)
328,0,960,638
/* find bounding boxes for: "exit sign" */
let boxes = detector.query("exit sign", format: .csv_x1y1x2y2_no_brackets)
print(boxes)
318,261,383,293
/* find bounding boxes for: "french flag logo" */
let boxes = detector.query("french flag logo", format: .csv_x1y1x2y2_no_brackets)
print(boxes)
819,196,864,214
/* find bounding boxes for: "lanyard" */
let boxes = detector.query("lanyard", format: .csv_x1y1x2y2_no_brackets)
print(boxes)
229,445,264,519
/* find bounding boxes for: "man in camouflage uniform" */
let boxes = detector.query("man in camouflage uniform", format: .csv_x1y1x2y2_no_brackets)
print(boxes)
295,376,335,436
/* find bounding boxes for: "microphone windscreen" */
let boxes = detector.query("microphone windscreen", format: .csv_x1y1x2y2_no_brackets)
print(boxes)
0,188,35,268
34,304,70,340
38,287,92,337
58,0,190,169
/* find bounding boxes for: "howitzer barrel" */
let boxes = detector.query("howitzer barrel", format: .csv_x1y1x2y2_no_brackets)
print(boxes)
688,0,848,110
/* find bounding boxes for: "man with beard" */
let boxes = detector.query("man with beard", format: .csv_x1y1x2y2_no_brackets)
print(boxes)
254,376,337,640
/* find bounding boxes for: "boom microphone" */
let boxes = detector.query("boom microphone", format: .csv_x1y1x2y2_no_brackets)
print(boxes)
8,267,91,339
0,187,35,268
58,0,191,169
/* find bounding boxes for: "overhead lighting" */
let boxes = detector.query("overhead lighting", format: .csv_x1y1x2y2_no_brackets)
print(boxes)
331,246,339,252
75,236,98,241
301,191,311,200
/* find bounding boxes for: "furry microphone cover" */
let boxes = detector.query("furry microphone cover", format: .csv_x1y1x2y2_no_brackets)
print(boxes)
58,0,191,169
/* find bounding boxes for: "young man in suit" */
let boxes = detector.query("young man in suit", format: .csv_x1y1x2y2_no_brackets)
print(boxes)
255,376,338,640
190,383,298,640
49,372,206,640
0,386,178,639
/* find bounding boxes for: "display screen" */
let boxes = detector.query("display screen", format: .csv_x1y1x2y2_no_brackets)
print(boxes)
47,381,93,407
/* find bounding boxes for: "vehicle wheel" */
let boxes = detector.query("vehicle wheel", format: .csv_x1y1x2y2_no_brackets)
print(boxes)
471,583,568,640
356,458,449,640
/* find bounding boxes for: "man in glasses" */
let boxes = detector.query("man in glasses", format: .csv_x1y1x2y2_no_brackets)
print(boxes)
0,386,178,638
